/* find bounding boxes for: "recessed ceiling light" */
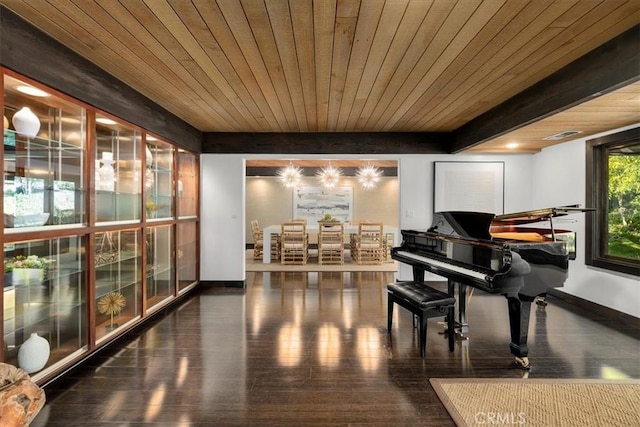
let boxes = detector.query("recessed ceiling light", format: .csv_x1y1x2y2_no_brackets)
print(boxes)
96,117,117,125
506,142,519,149
16,85,50,97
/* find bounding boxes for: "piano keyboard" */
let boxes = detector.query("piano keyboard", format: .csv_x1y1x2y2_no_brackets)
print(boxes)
395,250,488,281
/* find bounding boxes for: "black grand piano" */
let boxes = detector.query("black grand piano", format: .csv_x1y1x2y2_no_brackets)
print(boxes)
391,205,588,369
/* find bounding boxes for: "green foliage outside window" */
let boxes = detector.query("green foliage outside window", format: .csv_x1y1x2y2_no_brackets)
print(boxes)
607,147,640,260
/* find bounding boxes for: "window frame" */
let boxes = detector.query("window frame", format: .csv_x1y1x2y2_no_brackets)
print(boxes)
585,126,640,276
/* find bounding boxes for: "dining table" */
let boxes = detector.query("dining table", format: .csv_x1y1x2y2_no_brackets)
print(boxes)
262,223,399,263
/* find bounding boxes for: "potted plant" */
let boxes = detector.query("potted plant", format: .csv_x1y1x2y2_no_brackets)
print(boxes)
4,255,52,286
319,213,340,223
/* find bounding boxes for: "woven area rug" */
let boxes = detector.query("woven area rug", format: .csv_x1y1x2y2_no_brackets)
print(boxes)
430,378,640,427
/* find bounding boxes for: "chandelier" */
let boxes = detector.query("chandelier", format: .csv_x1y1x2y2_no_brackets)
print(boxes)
277,162,303,188
356,163,383,190
316,163,342,189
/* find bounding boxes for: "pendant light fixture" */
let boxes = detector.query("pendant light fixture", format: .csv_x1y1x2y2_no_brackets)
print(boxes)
356,163,383,190
317,162,342,190
277,161,303,188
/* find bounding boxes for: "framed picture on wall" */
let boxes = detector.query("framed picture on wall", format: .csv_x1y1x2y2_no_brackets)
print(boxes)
293,186,353,223
433,161,504,214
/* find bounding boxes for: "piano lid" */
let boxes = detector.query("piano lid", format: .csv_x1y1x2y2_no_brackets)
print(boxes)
428,211,495,240
492,204,591,226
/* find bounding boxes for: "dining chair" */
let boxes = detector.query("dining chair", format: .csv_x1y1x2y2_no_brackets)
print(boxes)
289,218,311,245
280,221,308,264
250,220,263,259
251,219,280,261
351,222,384,264
383,232,395,260
318,221,344,265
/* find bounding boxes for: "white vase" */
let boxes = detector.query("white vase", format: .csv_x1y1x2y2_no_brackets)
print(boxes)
146,144,153,167
12,107,41,138
95,159,101,189
99,152,116,192
18,332,50,373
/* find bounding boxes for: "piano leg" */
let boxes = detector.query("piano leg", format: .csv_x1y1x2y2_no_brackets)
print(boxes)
448,280,470,336
506,294,534,370
387,294,394,332
412,266,425,283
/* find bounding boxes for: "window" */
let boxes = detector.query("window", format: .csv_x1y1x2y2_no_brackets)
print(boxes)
586,127,640,276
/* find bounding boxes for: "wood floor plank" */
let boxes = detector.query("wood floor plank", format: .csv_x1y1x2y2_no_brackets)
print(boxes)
37,272,640,426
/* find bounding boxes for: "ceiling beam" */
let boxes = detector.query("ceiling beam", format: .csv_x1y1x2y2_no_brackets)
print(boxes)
246,166,398,177
452,24,640,153
0,7,202,153
202,132,450,154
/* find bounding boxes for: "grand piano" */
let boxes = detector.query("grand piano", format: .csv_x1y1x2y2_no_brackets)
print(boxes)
391,206,588,369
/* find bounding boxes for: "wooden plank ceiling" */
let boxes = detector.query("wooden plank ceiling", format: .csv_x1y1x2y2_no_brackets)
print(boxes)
2,0,639,153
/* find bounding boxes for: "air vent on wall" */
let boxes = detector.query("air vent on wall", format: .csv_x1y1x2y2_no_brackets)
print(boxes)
543,130,583,141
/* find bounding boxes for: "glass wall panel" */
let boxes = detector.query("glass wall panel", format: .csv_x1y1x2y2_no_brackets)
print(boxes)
3,236,87,373
177,151,197,217
3,75,86,228
146,137,173,219
177,222,197,291
94,229,141,340
2,70,199,380
95,115,141,222
146,225,174,309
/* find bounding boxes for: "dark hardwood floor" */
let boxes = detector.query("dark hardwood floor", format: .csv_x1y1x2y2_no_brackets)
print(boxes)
34,272,640,426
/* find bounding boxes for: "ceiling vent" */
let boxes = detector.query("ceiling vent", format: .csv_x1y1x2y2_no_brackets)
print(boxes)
543,130,582,141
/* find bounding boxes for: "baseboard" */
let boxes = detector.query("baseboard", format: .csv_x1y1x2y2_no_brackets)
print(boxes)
548,289,639,329
199,280,246,288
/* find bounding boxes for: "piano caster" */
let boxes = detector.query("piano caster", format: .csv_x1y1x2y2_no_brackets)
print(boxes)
513,356,531,370
535,296,548,307
455,331,469,341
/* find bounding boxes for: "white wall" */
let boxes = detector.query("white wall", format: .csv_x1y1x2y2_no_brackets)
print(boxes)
200,143,639,319
396,153,533,281
201,152,532,281
246,175,399,244
530,125,640,318
200,155,246,281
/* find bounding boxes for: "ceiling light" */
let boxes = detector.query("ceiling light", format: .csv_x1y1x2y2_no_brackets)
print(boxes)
317,163,342,189
506,142,519,149
543,130,582,141
356,163,383,190
16,85,49,97
96,117,117,125
277,162,303,188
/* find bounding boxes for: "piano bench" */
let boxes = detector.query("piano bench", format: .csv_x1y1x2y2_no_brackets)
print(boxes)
387,281,455,358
